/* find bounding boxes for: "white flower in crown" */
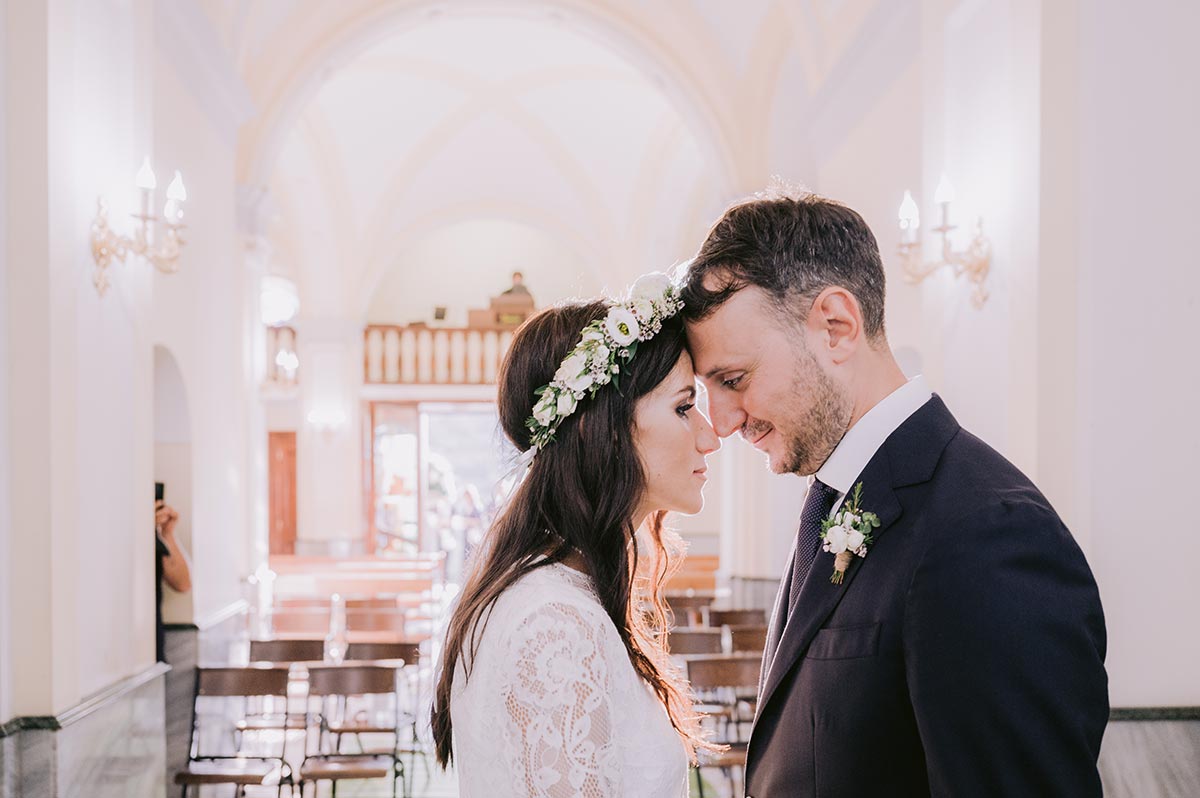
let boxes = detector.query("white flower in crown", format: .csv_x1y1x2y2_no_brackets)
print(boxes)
631,272,673,301
631,298,656,324
532,394,556,427
604,308,640,346
556,392,577,416
555,351,588,384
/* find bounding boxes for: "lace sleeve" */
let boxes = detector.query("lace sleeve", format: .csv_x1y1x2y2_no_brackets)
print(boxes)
499,600,622,798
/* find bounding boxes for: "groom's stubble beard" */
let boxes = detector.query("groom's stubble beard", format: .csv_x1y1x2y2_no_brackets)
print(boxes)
774,340,853,477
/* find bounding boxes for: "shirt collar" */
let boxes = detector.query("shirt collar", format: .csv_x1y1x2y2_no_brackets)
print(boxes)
815,375,933,497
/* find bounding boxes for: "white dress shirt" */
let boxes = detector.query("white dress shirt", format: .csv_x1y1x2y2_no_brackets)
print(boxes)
815,375,933,514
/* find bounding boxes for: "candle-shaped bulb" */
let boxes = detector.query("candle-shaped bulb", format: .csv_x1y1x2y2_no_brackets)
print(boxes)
135,157,157,190
166,170,187,202
898,191,920,231
163,198,183,224
934,174,955,205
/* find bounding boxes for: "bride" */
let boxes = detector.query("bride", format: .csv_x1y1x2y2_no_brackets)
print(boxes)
432,274,720,797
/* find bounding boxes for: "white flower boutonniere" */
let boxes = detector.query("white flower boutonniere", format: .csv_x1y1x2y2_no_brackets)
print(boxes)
820,482,881,584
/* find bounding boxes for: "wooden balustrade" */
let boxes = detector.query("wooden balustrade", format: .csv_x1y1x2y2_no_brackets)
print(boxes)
364,324,514,385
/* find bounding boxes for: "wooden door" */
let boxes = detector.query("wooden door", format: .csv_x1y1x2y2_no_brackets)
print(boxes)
268,431,297,555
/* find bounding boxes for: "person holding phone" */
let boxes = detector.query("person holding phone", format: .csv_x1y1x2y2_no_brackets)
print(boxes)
155,482,191,662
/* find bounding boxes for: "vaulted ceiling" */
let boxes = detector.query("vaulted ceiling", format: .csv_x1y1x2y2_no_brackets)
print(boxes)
198,0,882,320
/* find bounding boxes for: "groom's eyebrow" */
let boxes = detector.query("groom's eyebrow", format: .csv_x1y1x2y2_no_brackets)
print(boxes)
702,365,731,379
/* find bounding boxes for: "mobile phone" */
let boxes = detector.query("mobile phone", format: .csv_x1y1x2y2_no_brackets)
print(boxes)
155,482,165,504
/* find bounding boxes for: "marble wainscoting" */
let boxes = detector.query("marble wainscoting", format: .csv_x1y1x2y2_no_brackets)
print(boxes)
0,664,168,798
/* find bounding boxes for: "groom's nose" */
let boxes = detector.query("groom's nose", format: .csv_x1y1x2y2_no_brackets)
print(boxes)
707,392,745,438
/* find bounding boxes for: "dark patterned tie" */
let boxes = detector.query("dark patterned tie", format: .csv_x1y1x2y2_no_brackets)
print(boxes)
786,479,840,615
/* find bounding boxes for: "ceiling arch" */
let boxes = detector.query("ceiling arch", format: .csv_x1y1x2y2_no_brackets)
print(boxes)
234,0,745,197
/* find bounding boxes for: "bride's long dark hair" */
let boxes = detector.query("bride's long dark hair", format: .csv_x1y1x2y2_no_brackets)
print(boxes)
431,300,710,766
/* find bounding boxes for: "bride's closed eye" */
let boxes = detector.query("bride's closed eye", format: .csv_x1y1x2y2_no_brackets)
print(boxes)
675,402,696,417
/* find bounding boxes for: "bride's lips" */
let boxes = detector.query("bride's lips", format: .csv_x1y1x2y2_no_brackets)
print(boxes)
693,467,708,481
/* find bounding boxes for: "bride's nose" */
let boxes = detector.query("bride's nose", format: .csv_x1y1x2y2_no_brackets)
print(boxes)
695,412,720,454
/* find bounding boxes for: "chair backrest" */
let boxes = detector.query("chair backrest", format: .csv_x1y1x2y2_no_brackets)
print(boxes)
269,608,331,635
728,625,768,653
344,597,399,610
665,593,714,611
249,638,326,663
188,667,292,762
668,629,724,656
307,664,398,697
708,609,766,628
345,641,420,664
276,597,329,610
685,655,763,691
345,608,406,633
196,666,291,697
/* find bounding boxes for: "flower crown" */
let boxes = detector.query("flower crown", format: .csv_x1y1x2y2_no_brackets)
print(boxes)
522,272,684,462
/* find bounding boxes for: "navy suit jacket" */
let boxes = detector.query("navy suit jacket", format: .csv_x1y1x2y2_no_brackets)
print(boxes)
745,396,1108,798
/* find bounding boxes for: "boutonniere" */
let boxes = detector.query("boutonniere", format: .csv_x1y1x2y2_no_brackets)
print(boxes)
820,482,881,584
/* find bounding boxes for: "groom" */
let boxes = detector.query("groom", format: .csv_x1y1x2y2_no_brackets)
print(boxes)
681,193,1108,796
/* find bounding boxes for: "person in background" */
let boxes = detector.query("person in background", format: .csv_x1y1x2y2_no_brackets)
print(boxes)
155,498,191,662
501,270,531,298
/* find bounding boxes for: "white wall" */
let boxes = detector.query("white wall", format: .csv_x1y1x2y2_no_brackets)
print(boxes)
0,0,11,726
2,0,156,713
150,19,254,625
801,0,1199,707
1076,0,1200,707
365,219,601,326
2,0,255,716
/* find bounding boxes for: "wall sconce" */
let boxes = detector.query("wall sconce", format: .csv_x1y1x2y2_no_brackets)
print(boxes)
274,349,299,382
89,156,188,296
897,175,992,308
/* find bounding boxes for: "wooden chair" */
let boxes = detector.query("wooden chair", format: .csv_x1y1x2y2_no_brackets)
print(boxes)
345,641,420,664
345,606,406,636
668,628,724,656
250,638,326,663
268,607,331,637
707,609,767,628
301,665,404,798
728,625,768,654
666,592,714,627
686,654,762,798
174,666,293,798
344,641,427,792
239,639,326,737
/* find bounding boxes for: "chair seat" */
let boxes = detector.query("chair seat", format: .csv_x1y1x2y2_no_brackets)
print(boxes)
300,754,394,780
175,758,282,785
237,714,307,731
327,719,398,734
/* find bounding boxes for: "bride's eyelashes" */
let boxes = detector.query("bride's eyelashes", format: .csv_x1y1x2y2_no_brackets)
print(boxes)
676,402,696,417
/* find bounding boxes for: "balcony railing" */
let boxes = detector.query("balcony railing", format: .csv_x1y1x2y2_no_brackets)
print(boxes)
364,324,515,385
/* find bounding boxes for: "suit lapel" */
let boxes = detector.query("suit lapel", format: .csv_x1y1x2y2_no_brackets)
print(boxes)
755,454,903,714
752,395,961,726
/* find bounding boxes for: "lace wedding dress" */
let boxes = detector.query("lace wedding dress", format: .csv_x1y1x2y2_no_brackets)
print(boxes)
450,561,689,797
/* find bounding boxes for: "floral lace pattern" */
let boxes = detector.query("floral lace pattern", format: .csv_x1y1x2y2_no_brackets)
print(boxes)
451,564,688,798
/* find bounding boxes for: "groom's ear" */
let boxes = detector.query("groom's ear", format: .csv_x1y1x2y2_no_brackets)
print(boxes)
807,286,862,365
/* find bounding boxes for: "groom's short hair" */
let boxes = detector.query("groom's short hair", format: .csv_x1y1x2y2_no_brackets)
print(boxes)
680,190,887,341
